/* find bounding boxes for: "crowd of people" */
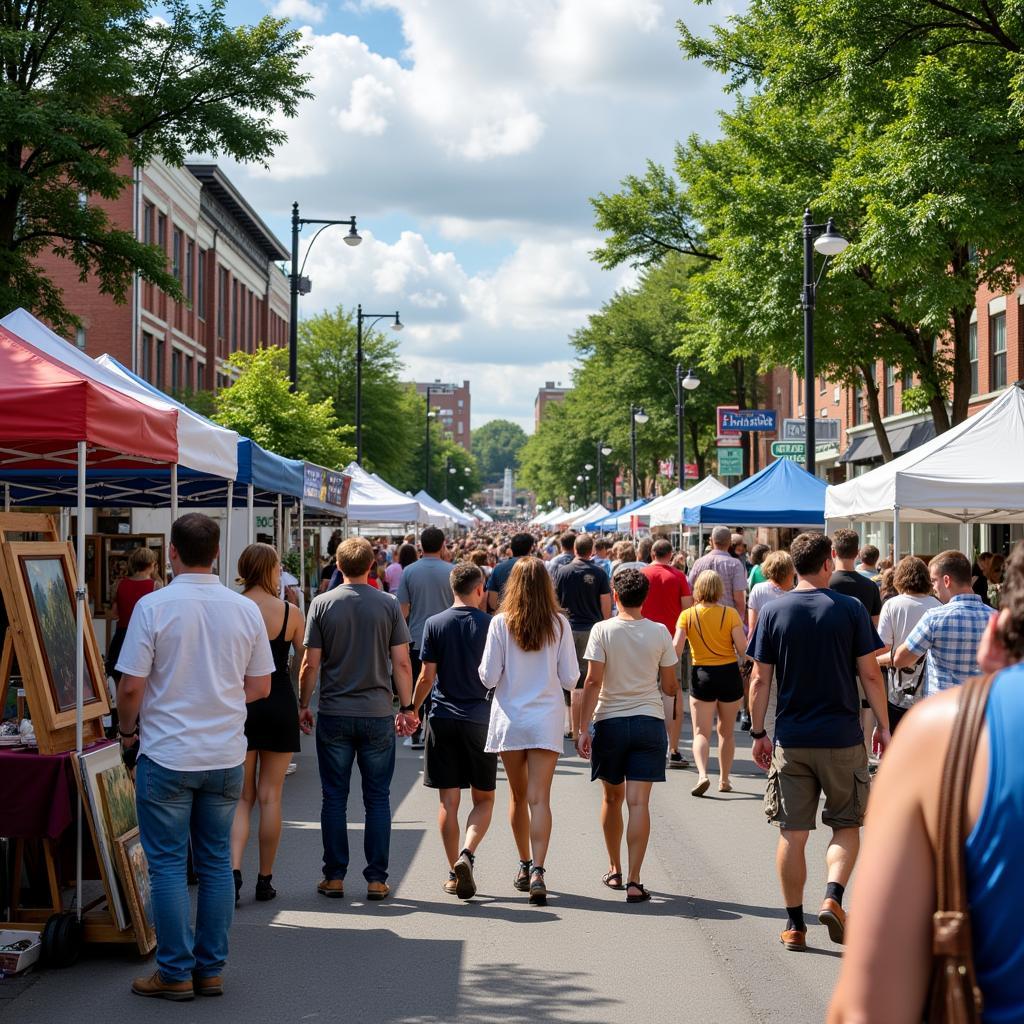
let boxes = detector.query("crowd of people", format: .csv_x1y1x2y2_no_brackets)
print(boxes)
111,511,1023,1021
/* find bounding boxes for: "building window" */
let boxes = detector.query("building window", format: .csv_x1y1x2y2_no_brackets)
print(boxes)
884,364,896,417
457,421,464,435
902,367,913,392
457,399,464,409
171,350,182,392
819,375,826,394
217,268,227,338
185,241,194,301
157,213,167,250
853,382,863,426
143,203,154,244
196,361,205,390
969,321,979,395
197,250,206,319
231,281,239,350
990,311,1007,390
142,331,153,381
75,326,86,350
172,228,182,281
156,337,165,387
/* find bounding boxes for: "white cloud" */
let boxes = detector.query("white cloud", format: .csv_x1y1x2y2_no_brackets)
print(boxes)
270,0,327,24
227,1,737,428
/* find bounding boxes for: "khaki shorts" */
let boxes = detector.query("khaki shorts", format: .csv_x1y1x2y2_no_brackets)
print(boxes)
764,742,869,832
572,630,591,689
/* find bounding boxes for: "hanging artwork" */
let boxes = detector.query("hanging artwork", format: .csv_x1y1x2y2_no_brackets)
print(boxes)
114,829,156,954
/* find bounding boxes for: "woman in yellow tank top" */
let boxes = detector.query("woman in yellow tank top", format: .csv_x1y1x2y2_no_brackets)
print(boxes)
673,570,750,796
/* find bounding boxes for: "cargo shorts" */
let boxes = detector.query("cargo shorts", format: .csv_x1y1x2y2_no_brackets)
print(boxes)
763,742,870,832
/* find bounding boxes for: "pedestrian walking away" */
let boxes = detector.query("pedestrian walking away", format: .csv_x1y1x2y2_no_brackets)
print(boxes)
641,538,693,771
300,537,416,902
553,533,612,740
398,526,454,749
577,569,679,904
748,531,889,954
829,541,1024,1024
115,514,274,1001
411,561,497,900
746,551,796,742
673,570,750,796
230,543,306,905
479,557,579,906
486,531,536,611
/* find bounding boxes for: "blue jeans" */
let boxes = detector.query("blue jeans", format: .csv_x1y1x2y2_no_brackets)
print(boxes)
135,755,243,983
316,714,395,883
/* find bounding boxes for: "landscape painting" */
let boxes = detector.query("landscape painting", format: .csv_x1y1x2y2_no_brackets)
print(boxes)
20,555,96,712
98,764,137,841
115,828,156,954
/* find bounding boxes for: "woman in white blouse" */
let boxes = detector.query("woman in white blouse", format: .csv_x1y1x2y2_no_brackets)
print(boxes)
479,557,578,906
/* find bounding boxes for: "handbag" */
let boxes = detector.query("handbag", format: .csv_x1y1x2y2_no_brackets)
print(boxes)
925,673,995,1024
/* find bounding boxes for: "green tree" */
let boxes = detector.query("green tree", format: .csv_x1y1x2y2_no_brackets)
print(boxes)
471,419,528,485
297,305,421,483
213,347,354,468
0,0,310,333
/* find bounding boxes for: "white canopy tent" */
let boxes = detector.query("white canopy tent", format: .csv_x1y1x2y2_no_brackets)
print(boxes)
413,490,462,529
473,508,494,523
439,498,477,527
365,473,447,527
648,477,729,527
342,462,428,524
568,503,609,530
531,506,564,527
825,383,1024,557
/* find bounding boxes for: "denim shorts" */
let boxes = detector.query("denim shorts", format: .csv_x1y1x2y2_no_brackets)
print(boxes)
590,715,667,785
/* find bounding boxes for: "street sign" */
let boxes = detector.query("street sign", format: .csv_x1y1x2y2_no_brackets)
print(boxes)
685,462,698,480
770,441,837,462
718,409,778,433
716,405,740,437
717,447,743,476
782,417,841,443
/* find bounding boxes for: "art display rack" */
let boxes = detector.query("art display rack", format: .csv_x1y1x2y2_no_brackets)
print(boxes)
0,513,143,951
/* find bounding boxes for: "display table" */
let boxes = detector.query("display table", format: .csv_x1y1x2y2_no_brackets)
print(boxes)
0,747,77,841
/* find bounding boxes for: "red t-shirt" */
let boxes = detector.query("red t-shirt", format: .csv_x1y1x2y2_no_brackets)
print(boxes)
641,563,691,634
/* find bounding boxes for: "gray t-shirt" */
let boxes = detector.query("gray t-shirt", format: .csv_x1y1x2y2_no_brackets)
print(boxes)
397,557,454,650
305,583,411,717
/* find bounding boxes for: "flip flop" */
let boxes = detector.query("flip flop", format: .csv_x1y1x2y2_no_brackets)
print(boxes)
602,871,625,890
626,882,652,904
691,777,710,797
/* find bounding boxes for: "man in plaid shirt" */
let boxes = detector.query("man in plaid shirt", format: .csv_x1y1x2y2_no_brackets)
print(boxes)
893,550,996,693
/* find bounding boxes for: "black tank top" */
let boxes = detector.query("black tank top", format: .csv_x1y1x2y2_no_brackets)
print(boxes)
269,603,291,686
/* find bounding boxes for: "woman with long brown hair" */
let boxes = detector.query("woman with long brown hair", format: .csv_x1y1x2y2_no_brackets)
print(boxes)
230,543,305,903
479,557,579,905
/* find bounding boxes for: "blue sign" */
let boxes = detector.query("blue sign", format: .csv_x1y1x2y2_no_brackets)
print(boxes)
718,409,778,432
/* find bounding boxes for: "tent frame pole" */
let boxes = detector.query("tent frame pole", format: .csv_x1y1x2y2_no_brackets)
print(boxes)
247,484,255,545
75,440,86,922
893,505,901,562
224,482,234,586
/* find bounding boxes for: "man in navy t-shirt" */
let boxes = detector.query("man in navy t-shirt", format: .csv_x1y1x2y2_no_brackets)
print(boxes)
748,531,888,954
411,561,495,900
485,532,536,611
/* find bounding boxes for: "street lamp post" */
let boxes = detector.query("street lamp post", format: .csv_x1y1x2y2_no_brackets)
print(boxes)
675,365,701,489
289,201,362,391
424,385,438,495
355,305,402,464
595,443,611,508
801,209,849,474
445,458,457,500
630,405,649,502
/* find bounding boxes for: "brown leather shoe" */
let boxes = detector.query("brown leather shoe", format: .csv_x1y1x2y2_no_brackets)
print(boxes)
780,929,807,952
366,882,390,901
818,897,846,944
193,975,223,997
131,971,194,1001
317,878,345,899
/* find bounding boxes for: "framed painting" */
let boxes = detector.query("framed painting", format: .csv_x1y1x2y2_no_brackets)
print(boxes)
76,744,130,931
0,541,109,748
114,828,156,954
98,763,138,842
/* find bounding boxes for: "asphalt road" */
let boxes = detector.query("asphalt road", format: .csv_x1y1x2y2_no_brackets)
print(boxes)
4,723,842,1024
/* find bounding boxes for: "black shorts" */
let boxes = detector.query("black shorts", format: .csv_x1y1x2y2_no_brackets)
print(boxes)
690,663,743,703
423,718,497,791
590,715,667,785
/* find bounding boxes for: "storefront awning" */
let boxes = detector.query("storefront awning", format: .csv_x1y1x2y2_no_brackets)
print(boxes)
839,421,936,463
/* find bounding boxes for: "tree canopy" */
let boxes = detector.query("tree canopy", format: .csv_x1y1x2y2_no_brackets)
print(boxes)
471,419,528,484
0,0,310,332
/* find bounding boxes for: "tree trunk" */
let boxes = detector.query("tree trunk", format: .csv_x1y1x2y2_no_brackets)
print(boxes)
859,362,894,462
733,357,749,476
688,417,705,477
948,307,973,426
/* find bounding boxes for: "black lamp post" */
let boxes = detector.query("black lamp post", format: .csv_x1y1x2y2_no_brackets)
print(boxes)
445,457,458,500
354,305,402,464
801,208,849,474
675,364,701,489
630,405,649,502
289,202,361,391
424,385,438,495
595,443,611,508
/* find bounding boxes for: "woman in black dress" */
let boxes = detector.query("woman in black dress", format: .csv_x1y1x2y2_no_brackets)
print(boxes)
230,543,305,902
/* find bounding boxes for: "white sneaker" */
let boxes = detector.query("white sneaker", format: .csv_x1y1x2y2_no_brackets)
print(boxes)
285,762,298,776
402,736,412,747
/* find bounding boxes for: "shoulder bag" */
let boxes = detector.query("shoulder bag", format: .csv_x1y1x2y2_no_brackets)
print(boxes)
926,673,995,1024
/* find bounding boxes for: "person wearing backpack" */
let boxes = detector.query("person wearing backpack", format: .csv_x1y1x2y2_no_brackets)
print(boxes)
673,570,751,797
874,557,940,733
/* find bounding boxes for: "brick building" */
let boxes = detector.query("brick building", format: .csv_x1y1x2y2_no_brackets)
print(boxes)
415,379,471,451
534,380,570,430
34,158,289,393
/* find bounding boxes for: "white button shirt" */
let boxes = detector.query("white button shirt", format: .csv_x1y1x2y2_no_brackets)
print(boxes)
116,574,275,771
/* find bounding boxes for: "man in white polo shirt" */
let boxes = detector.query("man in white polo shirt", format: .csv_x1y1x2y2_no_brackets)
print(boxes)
116,513,273,1002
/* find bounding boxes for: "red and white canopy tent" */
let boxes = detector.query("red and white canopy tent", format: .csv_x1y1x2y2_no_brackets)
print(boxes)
0,323,178,920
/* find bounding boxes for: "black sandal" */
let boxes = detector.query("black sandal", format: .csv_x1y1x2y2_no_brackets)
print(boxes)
626,882,652,904
529,866,547,906
602,871,624,890
514,859,532,893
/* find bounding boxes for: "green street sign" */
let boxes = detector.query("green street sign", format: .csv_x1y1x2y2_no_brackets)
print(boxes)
717,446,743,476
770,441,837,462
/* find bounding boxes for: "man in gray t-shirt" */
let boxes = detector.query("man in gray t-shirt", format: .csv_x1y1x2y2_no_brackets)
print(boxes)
299,538,414,900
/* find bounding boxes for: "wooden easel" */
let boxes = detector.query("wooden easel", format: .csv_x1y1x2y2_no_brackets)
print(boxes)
0,513,140,948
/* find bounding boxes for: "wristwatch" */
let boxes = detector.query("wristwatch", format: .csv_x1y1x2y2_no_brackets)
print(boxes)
750,728,768,740
399,704,415,714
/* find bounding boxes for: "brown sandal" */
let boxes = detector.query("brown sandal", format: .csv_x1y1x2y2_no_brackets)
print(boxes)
626,882,652,904
602,871,624,890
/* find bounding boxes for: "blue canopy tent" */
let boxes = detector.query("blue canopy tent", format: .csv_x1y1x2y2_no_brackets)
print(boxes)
587,498,649,532
683,458,827,528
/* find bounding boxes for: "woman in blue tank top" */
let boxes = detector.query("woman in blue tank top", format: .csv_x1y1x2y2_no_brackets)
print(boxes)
829,541,1024,1024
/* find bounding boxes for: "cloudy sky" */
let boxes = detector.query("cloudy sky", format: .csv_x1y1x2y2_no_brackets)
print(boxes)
224,0,739,431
